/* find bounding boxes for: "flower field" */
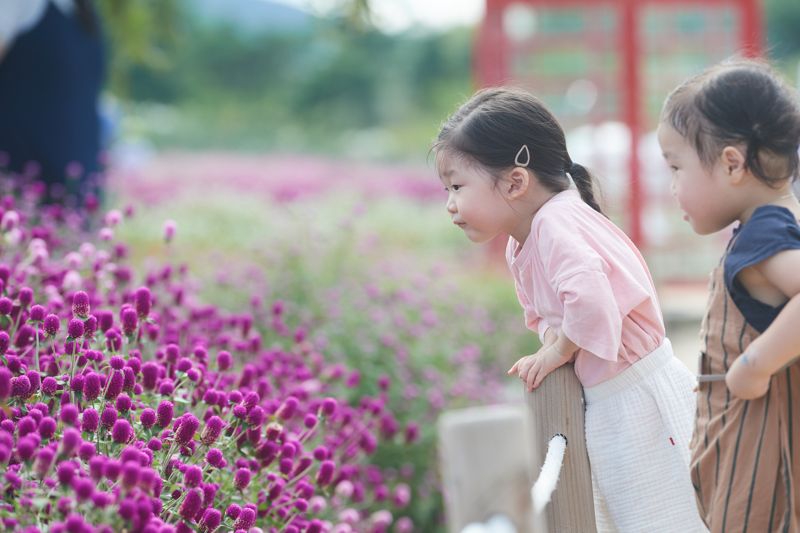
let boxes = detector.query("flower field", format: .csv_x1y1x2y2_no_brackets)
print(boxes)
0,154,538,532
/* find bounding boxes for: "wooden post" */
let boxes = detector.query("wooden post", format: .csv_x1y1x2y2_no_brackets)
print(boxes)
524,364,596,532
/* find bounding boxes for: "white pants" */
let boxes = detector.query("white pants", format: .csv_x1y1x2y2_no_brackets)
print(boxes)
584,339,707,533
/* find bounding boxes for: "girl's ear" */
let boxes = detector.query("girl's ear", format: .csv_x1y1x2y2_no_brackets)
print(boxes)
503,167,530,198
721,146,747,184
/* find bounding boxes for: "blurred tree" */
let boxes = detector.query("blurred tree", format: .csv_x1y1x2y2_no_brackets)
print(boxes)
766,0,800,61
96,0,182,99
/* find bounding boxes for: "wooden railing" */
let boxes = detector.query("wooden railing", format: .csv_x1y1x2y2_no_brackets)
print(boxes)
525,364,596,532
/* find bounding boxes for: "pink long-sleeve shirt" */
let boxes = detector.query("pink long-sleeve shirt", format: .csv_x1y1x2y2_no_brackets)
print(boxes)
506,189,665,387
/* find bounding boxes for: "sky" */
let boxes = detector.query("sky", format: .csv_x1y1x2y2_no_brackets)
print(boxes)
271,0,485,33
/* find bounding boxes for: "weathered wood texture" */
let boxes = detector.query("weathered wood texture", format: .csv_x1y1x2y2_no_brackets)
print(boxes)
524,364,596,533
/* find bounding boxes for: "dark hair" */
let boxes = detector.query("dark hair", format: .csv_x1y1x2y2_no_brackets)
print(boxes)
433,87,604,214
661,58,800,187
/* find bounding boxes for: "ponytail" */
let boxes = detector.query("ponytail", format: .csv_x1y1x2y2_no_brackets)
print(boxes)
567,162,604,215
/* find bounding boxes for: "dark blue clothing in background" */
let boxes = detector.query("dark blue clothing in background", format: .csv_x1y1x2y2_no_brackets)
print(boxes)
0,1,105,203
724,205,800,332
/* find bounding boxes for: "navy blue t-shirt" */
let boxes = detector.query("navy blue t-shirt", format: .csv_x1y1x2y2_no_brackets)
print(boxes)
724,205,800,333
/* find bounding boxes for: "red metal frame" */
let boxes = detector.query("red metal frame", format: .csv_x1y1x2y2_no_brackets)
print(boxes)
475,0,762,247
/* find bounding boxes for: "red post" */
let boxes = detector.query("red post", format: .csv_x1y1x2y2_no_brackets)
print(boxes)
621,0,643,247
740,0,763,57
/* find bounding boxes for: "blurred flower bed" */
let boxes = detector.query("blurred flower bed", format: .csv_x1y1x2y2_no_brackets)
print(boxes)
0,160,535,531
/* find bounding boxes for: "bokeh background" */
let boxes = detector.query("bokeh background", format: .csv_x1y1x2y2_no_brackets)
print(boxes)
92,0,800,528
3,0,800,531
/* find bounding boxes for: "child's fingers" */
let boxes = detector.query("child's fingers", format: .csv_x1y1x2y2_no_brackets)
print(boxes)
507,360,521,375
526,361,540,391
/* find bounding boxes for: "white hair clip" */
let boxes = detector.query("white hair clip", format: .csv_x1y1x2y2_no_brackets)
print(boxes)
515,144,531,167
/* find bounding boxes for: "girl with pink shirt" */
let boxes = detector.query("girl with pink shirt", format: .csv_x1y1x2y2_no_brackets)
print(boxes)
434,87,706,532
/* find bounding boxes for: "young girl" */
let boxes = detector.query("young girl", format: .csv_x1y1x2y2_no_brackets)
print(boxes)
658,59,800,532
434,87,706,532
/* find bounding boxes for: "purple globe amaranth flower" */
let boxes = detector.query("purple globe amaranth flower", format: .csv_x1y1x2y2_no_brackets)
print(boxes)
78,442,96,462
105,371,123,400
34,447,54,478
199,508,222,532
0,367,10,400
70,374,84,393
43,314,60,337
277,397,298,421
25,371,40,394
105,329,122,352
216,350,232,371
0,297,12,315
205,448,225,469
11,375,31,397
109,356,125,370
405,422,420,444
121,307,137,337
179,487,203,521
156,401,173,428
60,428,81,456
0,332,9,356
41,376,57,396
96,310,113,332
83,315,97,338
175,414,199,446
163,220,177,243
183,465,202,488
321,397,338,417
29,304,45,322
16,435,39,461
225,503,241,520
233,507,256,530
141,362,159,390
111,419,133,444
139,408,156,429
233,468,251,490
18,287,33,308
176,357,192,373
72,477,94,501
120,462,140,490
67,318,84,339
60,404,79,426
71,291,90,319
82,372,101,401
100,406,118,429
200,416,224,446
81,408,99,433
316,460,335,486
18,416,37,436
103,459,121,481
134,287,151,318
14,325,35,348
115,393,132,413
37,417,57,440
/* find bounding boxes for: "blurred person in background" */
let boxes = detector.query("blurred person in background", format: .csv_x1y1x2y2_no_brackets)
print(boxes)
0,0,106,210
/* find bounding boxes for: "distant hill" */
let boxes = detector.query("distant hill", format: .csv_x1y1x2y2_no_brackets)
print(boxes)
189,0,312,34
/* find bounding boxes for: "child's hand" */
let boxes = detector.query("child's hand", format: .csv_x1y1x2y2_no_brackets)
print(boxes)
507,345,571,392
725,352,770,400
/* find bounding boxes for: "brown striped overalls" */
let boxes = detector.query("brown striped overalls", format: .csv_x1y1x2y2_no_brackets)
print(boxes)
691,259,800,532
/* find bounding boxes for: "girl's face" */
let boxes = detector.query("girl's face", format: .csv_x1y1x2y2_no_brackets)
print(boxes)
656,123,740,235
439,155,514,244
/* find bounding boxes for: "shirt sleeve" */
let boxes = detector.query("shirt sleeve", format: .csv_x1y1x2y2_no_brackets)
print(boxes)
725,205,800,293
535,218,622,362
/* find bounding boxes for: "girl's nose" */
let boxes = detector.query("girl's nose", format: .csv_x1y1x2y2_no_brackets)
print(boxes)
446,195,457,214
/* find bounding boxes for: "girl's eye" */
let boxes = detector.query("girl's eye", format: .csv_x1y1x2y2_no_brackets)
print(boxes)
670,166,679,172
450,184,462,191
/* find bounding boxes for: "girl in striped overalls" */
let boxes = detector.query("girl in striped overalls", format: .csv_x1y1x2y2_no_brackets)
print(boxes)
658,58,800,532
